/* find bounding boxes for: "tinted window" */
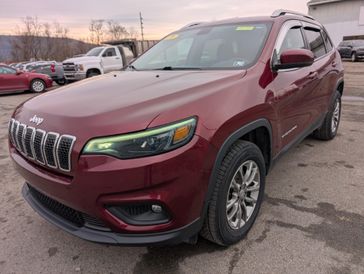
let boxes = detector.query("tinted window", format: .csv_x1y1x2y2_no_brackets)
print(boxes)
103,48,116,57
132,23,272,70
280,27,305,54
322,30,333,52
304,28,326,58
0,66,16,74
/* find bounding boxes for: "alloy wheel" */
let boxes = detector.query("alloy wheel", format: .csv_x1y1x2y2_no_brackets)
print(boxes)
226,160,260,230
331,98,340,133
32,80,45,92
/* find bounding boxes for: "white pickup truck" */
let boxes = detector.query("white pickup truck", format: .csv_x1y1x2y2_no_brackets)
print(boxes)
63,40,158,81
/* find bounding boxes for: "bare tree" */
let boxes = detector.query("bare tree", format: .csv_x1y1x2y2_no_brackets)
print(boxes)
128,27,139,39
89,19,105,45
11,16,43,60
106,20,129,41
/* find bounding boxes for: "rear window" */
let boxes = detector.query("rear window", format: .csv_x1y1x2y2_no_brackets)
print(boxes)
304,28,326,58
322,30,333,52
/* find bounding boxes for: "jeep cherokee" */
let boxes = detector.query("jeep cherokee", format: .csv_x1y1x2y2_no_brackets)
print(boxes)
8,10,344,246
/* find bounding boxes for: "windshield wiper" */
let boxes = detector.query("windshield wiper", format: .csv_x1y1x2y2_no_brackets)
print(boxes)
156,66,202,71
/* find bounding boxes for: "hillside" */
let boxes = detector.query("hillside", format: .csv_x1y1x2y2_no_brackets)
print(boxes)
0,35,93,62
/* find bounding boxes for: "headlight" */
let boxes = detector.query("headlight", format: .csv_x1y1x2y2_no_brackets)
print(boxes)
75,64,84,71
83,117,197,159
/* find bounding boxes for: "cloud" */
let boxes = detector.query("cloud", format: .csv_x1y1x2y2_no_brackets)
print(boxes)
0,0,309,39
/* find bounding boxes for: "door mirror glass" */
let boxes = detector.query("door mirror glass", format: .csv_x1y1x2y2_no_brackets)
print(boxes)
273,49,314,71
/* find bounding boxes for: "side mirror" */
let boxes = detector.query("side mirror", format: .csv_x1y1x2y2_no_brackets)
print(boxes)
273,49,314,71
16,69,23,75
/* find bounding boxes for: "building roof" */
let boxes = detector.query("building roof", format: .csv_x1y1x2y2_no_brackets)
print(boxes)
307,0,347,6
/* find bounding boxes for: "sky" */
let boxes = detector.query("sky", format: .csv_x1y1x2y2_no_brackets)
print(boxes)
0,0,310,40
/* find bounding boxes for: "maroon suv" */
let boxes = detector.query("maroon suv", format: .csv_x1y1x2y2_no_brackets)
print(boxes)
8,10,344,246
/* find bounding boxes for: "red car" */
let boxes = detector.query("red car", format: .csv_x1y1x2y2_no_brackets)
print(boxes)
9,10,343,246
0,64,52,94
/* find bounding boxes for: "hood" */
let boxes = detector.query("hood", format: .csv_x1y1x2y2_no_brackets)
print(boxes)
63,56,100,64
14,70,245,142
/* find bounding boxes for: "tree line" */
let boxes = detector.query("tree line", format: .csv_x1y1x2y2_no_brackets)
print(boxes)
9,16,139,62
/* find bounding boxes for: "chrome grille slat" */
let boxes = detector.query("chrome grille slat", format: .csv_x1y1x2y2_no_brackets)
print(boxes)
12,121,20,149
24,127,35,159
9,119,76,173
17,124,27,154
56,135,76,172
44,132,59,168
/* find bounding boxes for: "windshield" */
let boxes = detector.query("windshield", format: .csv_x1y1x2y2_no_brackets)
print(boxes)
86,47,104,57
132,22,271,70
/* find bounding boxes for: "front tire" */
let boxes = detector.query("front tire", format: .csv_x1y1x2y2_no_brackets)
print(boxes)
30,79,46,93
86,70,100,78
313,90,341,140
200,141,266,246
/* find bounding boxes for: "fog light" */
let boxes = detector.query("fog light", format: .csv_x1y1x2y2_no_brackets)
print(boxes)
151,204,162,213
107,203,170,226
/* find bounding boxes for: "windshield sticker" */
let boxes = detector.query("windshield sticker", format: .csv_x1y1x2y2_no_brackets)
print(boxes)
236,26,255,31
165,34,179,40
233,60,245,67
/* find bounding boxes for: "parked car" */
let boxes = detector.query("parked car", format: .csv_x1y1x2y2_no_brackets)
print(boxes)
337,40,364,61
9,10,343,246
62,39,158,81
27,62,67,85
0,64,52,94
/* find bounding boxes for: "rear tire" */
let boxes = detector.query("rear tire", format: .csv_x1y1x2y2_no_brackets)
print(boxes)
313,91,341,140
55,78,67,85
30,79,46,93
200,141,266,246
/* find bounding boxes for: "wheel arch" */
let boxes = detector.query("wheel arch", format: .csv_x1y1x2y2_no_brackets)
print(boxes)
201,118,273,218
86,68,101,77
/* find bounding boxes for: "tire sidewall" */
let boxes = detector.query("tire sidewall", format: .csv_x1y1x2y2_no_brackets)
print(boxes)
216,145,266,245
329,92,342,137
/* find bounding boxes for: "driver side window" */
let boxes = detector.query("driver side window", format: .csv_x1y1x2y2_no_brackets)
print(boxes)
279,27,305,55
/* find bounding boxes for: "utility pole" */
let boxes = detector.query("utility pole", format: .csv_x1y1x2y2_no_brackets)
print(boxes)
139,12,145,52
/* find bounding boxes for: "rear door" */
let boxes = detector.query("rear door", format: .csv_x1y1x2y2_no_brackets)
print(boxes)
303,24,337,115
272,20,321,149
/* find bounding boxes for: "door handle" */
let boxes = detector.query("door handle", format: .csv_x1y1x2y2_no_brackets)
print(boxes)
308,71,318,80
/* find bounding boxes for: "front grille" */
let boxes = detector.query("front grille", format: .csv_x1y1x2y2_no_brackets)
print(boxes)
28,184,109,231
63,63,76,72
8,119,76,172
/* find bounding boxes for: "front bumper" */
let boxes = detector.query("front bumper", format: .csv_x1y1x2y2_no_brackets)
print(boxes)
22,184,201,245
64,72,86,81
11,135,216,245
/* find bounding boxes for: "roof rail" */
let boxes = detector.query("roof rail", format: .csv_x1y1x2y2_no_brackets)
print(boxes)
180,22,204,30
271,9,315,20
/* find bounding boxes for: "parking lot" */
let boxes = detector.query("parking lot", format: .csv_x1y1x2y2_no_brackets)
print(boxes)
0,62,363,274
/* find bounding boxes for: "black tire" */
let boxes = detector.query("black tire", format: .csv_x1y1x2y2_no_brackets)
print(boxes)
30,79,46,93
86,70,100,78
55,78,67,85
200,141,266,246
351,52,357,62
313,91,341,140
